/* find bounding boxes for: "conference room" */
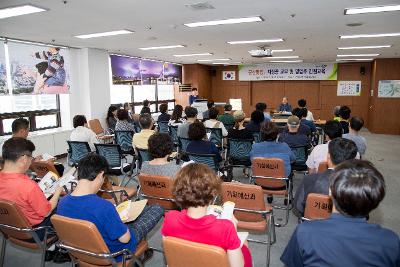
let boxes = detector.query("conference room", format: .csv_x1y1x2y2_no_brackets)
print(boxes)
0,0,399,266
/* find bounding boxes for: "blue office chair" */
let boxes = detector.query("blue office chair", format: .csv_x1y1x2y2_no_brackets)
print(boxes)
157,121,169,133
224,123,235,132
205,127,223,149
168,125,179,146
67,141,91,166
186,152,219,173
136,148,153,170
289,145,309,172
227,138,253,167
252,132,262,143
114,131,135,155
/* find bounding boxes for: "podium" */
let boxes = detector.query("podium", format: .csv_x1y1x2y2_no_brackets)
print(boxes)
191,99,226,119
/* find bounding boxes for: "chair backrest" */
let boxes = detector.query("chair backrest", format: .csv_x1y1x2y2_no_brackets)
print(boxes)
137,148,152,169
318,162,328,173
221,182,266,223
138,173,176,209
187,153,218,172
88,119,104,135
67,141,91,165
94,144,122,169
224,123,234,132
51,215,112,265
0,199,33,241
304,193,332,220
168,125,179,144
252,132,261,143
205,128,223,148
30,161,60,178
252,157,287,188
178,137,191,153
163,236,230,267
289,145,308,164
158,121,169,133
227,138,253,161
114,131,134,152
134,124,141,133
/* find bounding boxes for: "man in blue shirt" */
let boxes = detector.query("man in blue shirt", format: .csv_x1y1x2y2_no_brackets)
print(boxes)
278,115,310,148
57,154,164,262
189,88,198,105
282,159,400,267
277,96,292,112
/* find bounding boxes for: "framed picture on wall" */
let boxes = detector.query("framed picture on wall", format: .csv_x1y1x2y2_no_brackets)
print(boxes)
378,80,400,98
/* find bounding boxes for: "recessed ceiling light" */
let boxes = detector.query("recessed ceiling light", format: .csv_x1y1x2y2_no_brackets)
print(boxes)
340,33,400,39
174,53,213,57
336,58,373,61
344,5,400,15
270,60,303,63
337,54,379,57
185,16,263,27
139,45,185,50
75,30,133,39
227,38,284,44
338,45,391,50
0,4,47,19
197,58,231,62
268,56,299,59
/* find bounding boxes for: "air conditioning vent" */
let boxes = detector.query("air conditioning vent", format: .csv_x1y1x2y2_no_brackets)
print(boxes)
185,2,215,10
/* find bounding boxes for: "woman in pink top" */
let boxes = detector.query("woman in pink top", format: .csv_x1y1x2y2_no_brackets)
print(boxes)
162,163,252,267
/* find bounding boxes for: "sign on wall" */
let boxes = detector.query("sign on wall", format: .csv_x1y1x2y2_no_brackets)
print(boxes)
223,71,236,80
7,42,70,94
337,81,361,96
378,80,400,98
238,63,337,81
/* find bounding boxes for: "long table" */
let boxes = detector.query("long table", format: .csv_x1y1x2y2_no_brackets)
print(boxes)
244,118,326,126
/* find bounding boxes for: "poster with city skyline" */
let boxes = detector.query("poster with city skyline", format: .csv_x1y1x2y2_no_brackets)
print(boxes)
110,55,141,83
7,42,70,94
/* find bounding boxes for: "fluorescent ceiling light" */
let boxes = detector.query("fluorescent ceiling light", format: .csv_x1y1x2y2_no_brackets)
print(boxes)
197,58,231,62
340,33,400,39
270,60,303,63
75,30,133,39
185,16,262,27
139,45,185,50
338,45,391,50
337,54,379,57
272,49,294,53
227,38,283,44
336,58,373,61
268,56,299,59
345,5,400,15
0,4,47,19
212,62,242,65
174,53,213,57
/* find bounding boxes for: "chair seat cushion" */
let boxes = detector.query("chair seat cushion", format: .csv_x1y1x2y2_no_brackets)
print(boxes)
237,220,267,232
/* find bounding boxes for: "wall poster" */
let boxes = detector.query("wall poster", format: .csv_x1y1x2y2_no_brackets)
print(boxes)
0,42,7,95
8,42,70,94
337,81,361,96
378,80,400,98
110,55,141,83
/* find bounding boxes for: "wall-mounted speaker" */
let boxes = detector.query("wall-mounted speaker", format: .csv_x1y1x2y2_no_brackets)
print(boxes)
209,69,217,77
360,66,366,75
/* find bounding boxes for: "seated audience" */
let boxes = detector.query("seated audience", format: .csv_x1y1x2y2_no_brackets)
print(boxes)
250,121,295,177
204,107,228,137
141,133,180,177
57,153,164,263
298,107,316,132
177,106,198,138
287,108,311,136
158,103,171,123
218,104,235,126
202,100,214,120
245,110,265,133
186,122,222,162
169,104,185,126
106,105,118,132
162,163,252,267
0,138,63,239
298,99,314,121
140,99,151,115
282,160,400,267
115,109,136,132
343,116,367,156
333,106,341,122
293,138,358,216
339,105,351,134
228,111,253,140
70,115,100,151
279,116,310,147
132,114,155,149
278,96,292,112
306,120,342,174
256,102,271,121
124,102,138,124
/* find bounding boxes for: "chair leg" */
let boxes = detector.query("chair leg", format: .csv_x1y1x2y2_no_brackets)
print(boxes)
0,235,6,267
266,215,272,267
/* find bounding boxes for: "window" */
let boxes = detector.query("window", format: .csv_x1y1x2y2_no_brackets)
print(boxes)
133,85,156,102
110,84,132,104
157,84,174,101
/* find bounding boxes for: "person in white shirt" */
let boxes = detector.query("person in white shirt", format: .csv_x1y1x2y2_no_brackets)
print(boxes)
69,115,100,151
298,99,314,121
306,120,342,173
203,107,228,137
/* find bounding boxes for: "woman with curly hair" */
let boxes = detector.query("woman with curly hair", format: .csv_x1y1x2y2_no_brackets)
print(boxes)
162,163,252,267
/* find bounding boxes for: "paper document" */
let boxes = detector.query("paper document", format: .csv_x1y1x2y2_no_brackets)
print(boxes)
41,153,55,161
237,232,249,248
116,199,148,223
207,201,235,220
38,167,76,198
